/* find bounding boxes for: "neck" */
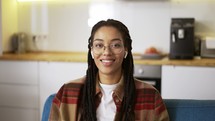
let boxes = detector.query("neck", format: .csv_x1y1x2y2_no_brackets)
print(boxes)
98,70,122,85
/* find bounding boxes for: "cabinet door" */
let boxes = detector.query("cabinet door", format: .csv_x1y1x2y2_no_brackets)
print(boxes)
162,65,215,99
0,61,39,121
0,108,38,121
0,61,38,85
0,85,39,121
39,61,87,117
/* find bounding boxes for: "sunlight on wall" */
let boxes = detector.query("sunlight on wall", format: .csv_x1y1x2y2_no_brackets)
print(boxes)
88,3,115,27
17,0,215,2
17,0,51,1
14,0,215,53
30,2,48,35
17,0,89,2
17,0,113,3
0,0,2,54
2,0,18,52
172,0,215,3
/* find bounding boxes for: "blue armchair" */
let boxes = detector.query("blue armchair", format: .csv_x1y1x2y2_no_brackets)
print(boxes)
164,99,215,121
41,94,55,121
42,94,215,121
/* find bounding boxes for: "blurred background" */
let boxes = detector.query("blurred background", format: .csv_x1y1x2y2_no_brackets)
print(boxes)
1,0,215,121
1,0,215,54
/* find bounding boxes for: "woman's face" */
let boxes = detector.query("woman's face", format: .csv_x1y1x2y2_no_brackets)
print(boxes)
91,26,126,76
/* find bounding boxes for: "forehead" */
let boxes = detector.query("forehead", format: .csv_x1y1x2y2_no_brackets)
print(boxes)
93,26,123,43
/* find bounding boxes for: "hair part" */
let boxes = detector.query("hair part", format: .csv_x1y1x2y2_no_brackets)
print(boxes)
79,19,136,121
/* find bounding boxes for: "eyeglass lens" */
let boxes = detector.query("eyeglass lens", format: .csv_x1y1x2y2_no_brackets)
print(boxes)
92,42,124,55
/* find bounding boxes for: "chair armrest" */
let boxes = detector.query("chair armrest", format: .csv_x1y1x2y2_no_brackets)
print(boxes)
41,94,56,121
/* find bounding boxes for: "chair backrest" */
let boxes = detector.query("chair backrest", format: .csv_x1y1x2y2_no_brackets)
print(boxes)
164,99,215,121
41,94,215,121
41,94,55,121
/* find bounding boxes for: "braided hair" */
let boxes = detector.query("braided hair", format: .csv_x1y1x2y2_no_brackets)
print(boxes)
79,19,136,121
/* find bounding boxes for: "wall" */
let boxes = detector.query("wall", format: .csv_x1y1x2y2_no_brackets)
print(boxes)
3,0,215,53
1,0,18,53
0,0,2,55
16,1,170,53
17,1,91,52
171,0,215,36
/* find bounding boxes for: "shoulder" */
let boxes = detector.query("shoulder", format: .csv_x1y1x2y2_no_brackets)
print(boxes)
134,78,156,90
59,76,86,94
66,76,86,84
54,76,86,104
134,78,164,107
64,76,86,88
134,78,169,120
134,78,160,97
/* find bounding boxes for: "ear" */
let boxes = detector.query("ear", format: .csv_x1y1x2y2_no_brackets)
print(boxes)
124,51,128,59
91,51,94,59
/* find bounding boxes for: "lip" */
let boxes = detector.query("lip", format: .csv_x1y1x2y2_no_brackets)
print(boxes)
100,59,115,66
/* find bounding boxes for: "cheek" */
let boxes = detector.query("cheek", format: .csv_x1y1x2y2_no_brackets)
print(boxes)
116,54,125,63
93,55,101,65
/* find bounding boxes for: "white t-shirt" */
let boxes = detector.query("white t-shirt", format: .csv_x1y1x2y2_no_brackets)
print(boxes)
96,82,119,121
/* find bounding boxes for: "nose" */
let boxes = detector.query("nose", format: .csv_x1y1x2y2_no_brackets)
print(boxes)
103,46,112,55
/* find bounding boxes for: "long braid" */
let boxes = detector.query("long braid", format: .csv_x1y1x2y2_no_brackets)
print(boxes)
119,30,136,121
79,37,98,121
123,51,136,121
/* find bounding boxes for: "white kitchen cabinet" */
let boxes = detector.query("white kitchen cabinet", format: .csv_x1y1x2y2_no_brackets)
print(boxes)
39,61,87,118
162,65,215,100
0,60,88,120
0,108,38,121
0,60,39,121
0,61,38,85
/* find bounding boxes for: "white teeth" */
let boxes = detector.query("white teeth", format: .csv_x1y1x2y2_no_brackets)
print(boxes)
101,60,113,62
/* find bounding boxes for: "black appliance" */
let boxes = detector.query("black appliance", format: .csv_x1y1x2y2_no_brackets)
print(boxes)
169,18,195,59
134,65,161,93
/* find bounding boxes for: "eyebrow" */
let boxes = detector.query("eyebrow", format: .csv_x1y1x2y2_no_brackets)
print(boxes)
93,38,122,42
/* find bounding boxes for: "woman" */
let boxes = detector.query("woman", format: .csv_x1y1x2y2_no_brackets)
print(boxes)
49,19,169,121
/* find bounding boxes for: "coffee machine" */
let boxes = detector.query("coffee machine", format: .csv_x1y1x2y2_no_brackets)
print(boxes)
169,18,195,59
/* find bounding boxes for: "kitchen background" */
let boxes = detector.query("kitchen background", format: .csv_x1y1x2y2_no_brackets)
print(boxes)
1,0,215,55
1,0,215,121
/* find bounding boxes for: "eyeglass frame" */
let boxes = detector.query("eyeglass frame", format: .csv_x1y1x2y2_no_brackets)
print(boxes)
91,40,125,55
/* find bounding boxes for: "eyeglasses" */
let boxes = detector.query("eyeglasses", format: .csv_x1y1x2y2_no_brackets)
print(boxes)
91,41,124,55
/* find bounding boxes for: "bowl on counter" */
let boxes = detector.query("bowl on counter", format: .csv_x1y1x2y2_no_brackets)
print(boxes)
141,53,164,59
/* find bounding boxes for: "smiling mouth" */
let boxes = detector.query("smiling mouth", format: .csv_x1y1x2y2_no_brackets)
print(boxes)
100,59,115,66
100,59,115,62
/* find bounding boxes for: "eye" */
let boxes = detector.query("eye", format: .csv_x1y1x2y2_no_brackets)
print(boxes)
111,43,122,48
94,43,104,48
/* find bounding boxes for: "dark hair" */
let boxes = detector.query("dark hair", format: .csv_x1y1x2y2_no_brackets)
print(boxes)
79,19,136,121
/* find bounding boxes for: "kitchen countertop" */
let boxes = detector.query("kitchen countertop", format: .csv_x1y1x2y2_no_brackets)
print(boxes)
0,52,88,62
1,52,215,67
